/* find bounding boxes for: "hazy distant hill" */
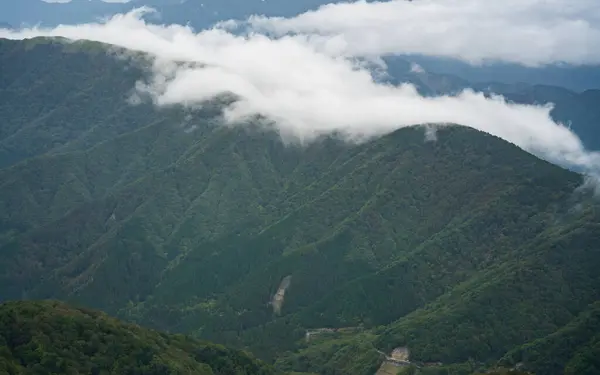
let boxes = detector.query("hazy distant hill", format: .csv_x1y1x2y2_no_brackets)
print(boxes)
393,55,600,92
385,59,600,150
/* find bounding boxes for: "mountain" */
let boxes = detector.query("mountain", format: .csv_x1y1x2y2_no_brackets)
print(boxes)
393,55,600,93
136,0,367,29
0,36,597,169
0,300,277,374
487,86,600,151
500,301,600,375
384,59,600,151
0,37,599,375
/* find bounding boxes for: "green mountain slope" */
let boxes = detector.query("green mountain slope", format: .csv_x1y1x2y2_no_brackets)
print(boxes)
0,38,146,168
1,37,599,375
500,301,600,375
0,300,277,375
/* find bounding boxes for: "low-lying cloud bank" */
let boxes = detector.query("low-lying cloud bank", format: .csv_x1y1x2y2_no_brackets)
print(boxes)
245,0,600,67
1,5,599,174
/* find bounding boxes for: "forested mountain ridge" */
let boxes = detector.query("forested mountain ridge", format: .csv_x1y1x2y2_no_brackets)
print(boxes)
0,37,160,168
500,301,600,375
0,300,278,374
0,37,599,375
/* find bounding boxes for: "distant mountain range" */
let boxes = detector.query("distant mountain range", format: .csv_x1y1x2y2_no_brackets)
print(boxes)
386,55,600,93
384,57,600,151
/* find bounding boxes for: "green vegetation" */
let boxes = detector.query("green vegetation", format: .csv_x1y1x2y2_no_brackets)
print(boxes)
275,333,381,375
0,37,599,375
500,301,600,375
0,300,277,374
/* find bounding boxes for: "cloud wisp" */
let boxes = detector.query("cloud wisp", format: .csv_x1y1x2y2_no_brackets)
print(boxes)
1,6,599,173
244,0,600,67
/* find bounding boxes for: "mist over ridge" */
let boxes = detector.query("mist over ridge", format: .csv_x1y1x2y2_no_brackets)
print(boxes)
2,2,600,177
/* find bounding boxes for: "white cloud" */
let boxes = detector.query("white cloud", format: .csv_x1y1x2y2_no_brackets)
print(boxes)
410,63,425,74
245,0,600,67
1,6,599,174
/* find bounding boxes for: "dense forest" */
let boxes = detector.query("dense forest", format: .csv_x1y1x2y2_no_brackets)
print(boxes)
0,37,599,375
500,301,600,375
0,300,277,374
